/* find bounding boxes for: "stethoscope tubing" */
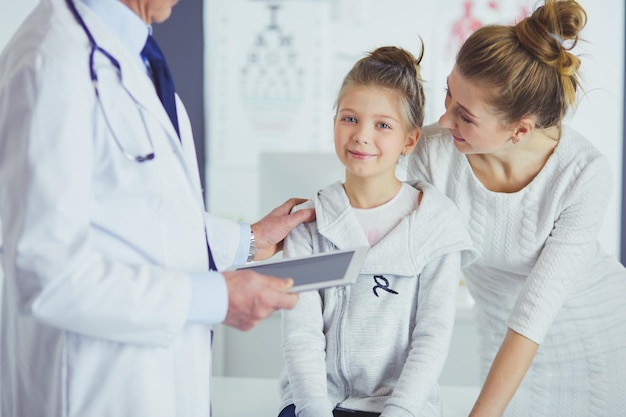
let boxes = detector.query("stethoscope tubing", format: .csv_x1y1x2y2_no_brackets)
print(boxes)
64,0,156,163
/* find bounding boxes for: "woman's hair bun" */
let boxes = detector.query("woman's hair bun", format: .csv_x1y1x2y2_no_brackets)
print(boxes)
516,0,587,78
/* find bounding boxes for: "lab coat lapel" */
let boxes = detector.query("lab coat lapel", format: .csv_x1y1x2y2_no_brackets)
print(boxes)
123,65,205,206
121,67,205,205
71,3,179,143
76,2,202,197
117,58,181,145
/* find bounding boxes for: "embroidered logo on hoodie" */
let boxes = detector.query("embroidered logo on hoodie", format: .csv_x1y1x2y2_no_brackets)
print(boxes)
372,275,398,297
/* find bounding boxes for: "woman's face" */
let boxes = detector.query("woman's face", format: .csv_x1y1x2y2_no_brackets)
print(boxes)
438,66,516,155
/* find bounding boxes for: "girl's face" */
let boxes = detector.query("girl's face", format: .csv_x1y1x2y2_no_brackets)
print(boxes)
334,86,418,181
439,67,517,155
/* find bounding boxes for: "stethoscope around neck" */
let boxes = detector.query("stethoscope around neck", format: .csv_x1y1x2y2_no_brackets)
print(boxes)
64,0,218,271
65,0,156,163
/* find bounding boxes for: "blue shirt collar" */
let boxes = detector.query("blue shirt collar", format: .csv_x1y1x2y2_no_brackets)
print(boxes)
78,0,150,58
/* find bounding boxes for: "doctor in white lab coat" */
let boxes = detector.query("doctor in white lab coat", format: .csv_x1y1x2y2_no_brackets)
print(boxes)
0,0,313,416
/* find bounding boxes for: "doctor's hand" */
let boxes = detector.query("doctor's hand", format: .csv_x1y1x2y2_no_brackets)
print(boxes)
222,270,299,331
251,198,315,261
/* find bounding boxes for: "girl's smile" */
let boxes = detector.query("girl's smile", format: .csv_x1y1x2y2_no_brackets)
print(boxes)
347,150,376,160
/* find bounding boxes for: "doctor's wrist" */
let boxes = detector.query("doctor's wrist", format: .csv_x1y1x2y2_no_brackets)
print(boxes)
246,228,256,263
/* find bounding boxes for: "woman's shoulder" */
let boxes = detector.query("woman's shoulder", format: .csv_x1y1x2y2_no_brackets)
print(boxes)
415,123,456,159
551,126,611,179
421,123,451,140
557,126,606,162
404,123,458,183
407,179,450,202
405,180,463,225
405,180,478,265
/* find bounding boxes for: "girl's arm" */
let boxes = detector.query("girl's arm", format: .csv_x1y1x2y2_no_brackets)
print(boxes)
468,329,539,417
281,219,335,417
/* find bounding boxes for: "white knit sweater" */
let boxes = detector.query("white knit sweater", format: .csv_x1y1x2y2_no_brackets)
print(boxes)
406,123,626,416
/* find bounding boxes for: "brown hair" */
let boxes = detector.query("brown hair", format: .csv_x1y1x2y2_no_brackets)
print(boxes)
336,41,426,131
456,0,587,129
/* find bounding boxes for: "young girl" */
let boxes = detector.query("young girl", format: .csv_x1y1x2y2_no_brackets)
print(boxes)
407,1,626,416
278,45,476,417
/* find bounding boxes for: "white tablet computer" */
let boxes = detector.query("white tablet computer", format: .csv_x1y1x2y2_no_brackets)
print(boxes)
231,246,369,293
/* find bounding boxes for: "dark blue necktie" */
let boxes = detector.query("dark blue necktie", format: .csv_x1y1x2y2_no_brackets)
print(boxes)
141,35,180,138
142,35,217,271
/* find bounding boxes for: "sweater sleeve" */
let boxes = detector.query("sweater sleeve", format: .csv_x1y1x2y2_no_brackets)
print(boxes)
382,253,461,417
281,220,335,417
507,155,613,344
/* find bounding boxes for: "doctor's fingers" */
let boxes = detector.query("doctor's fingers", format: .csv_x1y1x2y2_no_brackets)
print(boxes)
268,197,311,217
253,198,316,239
223,289,299,331
222,271,299,331
251,206,316,260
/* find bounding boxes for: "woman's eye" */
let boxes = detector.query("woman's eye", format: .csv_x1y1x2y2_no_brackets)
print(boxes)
377,122,391,129
342,116,356,123
457,108,472,124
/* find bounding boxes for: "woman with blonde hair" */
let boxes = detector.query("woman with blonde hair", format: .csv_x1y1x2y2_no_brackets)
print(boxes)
407,1,626,416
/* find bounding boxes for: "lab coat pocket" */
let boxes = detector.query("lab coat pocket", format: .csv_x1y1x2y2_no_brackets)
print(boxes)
65,332,176,417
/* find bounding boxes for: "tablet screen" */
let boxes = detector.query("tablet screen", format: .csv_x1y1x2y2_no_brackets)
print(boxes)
232,247,368,292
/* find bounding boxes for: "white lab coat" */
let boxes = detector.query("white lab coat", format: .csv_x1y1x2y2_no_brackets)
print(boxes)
0,1,240,416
